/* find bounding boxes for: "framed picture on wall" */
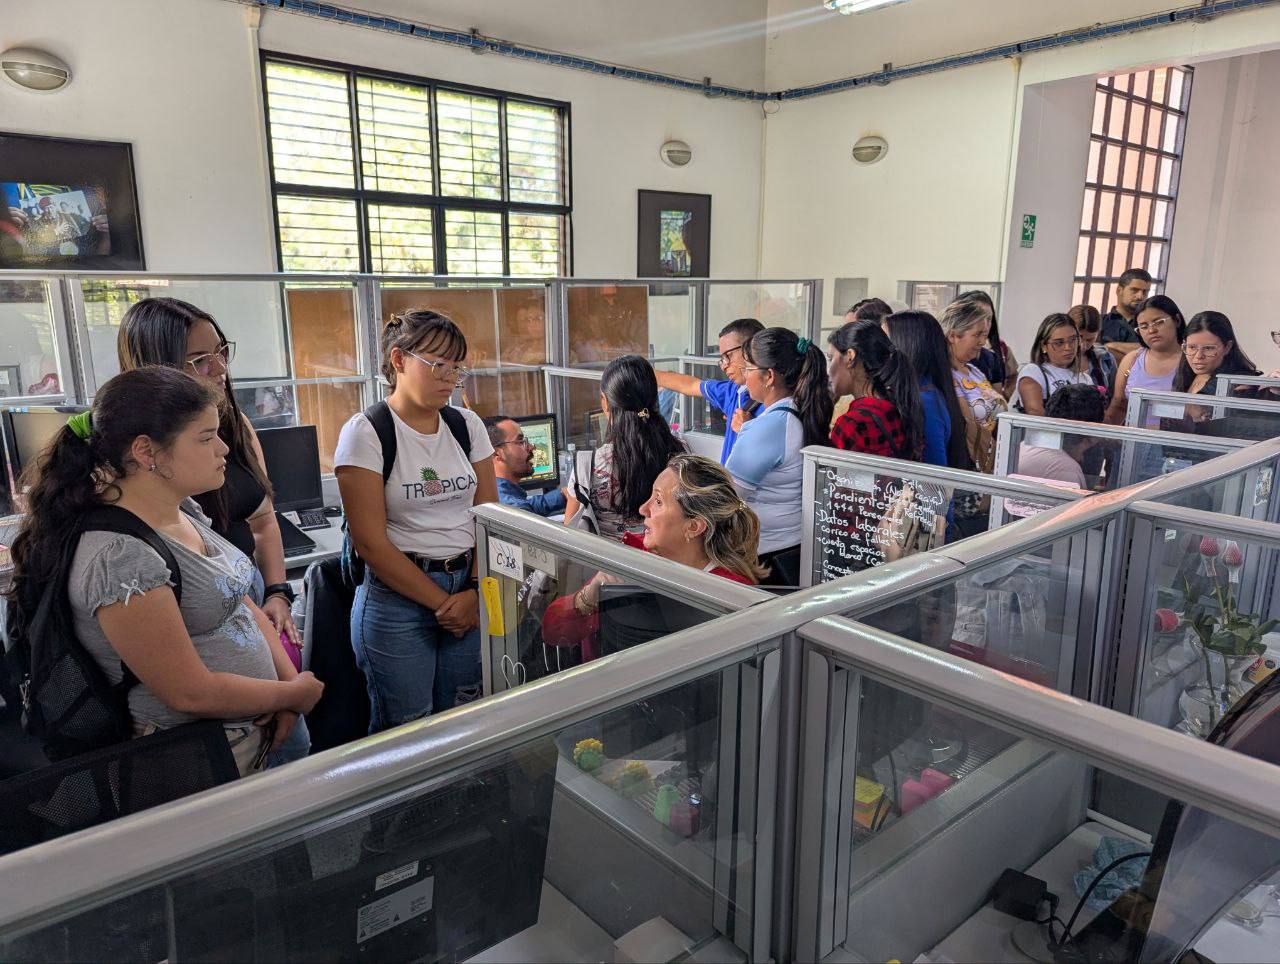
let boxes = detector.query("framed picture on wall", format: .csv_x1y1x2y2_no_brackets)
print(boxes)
0,132,145,270
637,190,710,278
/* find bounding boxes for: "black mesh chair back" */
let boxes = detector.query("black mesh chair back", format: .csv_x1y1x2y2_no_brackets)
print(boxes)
0,719,239,856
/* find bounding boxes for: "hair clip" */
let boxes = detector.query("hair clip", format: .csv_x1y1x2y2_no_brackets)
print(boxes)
66,411,92,441
636,408,650,420
796,336,812,353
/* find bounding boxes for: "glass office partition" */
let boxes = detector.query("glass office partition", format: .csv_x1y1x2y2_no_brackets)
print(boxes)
1127,387,1280,441
679,355,729,437
542,365,603,450
994,412,1249,492
897,281,1001,315
563,282,697,365
0,630,783,962
0,279,68,402
706,282,813,345
474,504,769,695
796,614,1280,964
800,447,1084,588
1214,373,1280,399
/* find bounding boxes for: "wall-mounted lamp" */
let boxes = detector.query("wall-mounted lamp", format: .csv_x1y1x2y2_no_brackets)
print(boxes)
1,47,72,93
824,0,910,15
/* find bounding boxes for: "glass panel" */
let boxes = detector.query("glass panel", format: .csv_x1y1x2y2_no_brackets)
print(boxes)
285,286,360,378
461,369,546,419
566,284,650,365
505,101,563,204
909,283,957,314
1098,74,1113,88
1168,69,1186,110
496,287,548,366
1140,153,1158,194
443,209,503,275
1131,69,1151,101
81,279,291,385
1086,140,1102,183
2,655,775,962
1158,156,1175,196
1101,144,1121,186
234,383,296,431
436,90,502,200
1137,196,1154,237
1112,192,1132,234
367,204,435,274
707,282,810,345
1091,238,1111,277
297,381,363,473
826,671,1280,964
277,196,361,273
1091,91,1107,135
1072,282,1086,306
0,280,64,398
1097,190,1117,233
1075,237,1090,277
507,212,562,277
264,61,355,190
1089,284,1107,313
1120,148,1140,190
1110,238,1132,277
1151,67,1170,104
1145,108,1166,149
356,76,433,195
1080,187,1096,230
1153,199,1171,237
1131,241,1149,273
1107,97,1127,140
380,286,501,368
1148,242,1164,277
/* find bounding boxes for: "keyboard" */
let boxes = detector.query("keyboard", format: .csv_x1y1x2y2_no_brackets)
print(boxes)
283,543,313,559
296,509,330,530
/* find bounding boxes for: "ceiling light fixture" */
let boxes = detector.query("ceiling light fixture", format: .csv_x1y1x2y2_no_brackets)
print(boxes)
1,47,71,92
823,0,910,15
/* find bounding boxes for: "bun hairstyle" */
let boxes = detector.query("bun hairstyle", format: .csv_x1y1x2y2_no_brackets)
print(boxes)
9,367,220,624
829,318,926,459
600,355,685,518
1172,310,1260,392
742,327,834,448
666,454,769,584
117,296,269,533
380,309,467,387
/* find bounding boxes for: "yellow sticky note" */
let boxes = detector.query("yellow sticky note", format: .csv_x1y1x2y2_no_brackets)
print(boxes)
480,576,505,636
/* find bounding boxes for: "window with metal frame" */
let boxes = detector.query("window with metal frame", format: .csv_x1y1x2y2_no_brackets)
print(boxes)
263,55,569,276
1073,66,1193,313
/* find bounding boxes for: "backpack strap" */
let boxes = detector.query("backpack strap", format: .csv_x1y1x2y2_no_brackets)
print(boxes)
438,405,473,461
364,401,398,483
857,403,905,457
573,448,596,507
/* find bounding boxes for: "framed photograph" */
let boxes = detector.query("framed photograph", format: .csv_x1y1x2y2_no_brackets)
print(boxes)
637,190,710,278
0,132,145,270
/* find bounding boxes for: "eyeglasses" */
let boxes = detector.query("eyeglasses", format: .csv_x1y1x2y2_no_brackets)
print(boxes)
403,349,471,385
1135,317,1172,333
1046,335,1080,350
1183,344,1223,358
742,365,766,374
186,342,235,376
495,433,529,447
719,345,745,366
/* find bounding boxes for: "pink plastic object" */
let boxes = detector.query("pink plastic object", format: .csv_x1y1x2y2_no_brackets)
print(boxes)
1153,608,1180,633
898,779,931,815
668,801,700,836
919,768,956,795
280,632,303,673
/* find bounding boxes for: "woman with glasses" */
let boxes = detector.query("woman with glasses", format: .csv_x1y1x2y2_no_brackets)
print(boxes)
1068,304,1118,396
1012,313,1098,417
1173,311,1260,402
117,299,302,672
1104,295,1187,425
335,311,497,731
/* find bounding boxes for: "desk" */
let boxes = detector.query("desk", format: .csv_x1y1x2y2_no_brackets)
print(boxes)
284,521,344,580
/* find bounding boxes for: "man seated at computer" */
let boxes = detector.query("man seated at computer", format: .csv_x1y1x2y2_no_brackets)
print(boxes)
485,415,566,517
653,318,764,463
541,454,766,661
1015,383,1107,490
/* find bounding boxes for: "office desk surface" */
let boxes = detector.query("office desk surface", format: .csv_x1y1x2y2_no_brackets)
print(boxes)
284,521,343,576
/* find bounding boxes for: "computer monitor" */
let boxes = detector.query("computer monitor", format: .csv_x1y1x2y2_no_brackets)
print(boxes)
584,409,608,447
2,405,87,487
597,585,709,657
256,425,323,513
511,413,559,492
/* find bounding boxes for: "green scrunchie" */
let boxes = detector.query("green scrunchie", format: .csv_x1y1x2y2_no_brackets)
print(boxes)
796,336,812,354
66,411,92,441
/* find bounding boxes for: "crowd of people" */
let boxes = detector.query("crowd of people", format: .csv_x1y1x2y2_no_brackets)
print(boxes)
5,267,1266,779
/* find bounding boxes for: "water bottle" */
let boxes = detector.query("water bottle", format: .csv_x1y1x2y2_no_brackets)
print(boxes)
560,442,577,481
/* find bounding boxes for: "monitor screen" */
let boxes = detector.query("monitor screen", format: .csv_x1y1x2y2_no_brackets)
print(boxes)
584,409,607,447
3,405,86,484
256,425,323,512
512,413,558,491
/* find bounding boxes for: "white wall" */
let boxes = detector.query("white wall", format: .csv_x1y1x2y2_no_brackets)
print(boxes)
1,0,767,278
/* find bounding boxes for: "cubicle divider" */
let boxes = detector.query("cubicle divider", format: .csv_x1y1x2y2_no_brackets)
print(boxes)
994,411,1251,493
1214,372,1280,397
473,503,771,696
1127,386,1280,441
798,445,1086,588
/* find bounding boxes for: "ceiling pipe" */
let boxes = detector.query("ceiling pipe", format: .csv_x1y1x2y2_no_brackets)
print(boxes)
232,0,1280,102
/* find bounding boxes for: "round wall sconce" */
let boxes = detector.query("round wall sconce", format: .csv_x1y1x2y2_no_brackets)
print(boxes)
2,47,72,93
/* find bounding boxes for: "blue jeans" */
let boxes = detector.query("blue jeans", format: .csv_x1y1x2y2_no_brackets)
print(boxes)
351,565,482,733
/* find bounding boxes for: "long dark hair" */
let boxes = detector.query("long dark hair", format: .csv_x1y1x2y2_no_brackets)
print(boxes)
117,297,269,533
829,319,925,459
883,311,974,470
1134,294,1187,348
9,367,220,619
1173,311,1259,392
601,355,685,517
742,327,834,448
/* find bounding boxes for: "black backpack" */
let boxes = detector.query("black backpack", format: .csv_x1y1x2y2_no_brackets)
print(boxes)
4,505,183,762
339,401,472,589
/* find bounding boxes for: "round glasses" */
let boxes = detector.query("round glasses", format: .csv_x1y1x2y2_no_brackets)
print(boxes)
1183,344,1223,358
186,342,235,376
404,349,471,386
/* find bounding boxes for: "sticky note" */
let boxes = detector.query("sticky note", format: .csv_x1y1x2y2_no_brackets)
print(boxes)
480,576,505,636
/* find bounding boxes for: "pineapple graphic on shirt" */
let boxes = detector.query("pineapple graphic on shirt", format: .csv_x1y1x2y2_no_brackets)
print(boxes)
420,467,444,497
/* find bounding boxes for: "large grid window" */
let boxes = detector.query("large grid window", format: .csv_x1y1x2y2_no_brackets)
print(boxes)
263,55,569,276
1073,66,1192,312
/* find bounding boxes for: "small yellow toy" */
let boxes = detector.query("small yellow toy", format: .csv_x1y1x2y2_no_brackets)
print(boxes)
572,738,605,773
617,760,654,798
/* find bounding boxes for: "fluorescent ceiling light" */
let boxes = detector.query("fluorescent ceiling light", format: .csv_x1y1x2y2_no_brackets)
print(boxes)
824,0,910,15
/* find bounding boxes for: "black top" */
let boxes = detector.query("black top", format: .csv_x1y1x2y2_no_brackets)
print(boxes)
1101,308,1137,344
194,455,266,560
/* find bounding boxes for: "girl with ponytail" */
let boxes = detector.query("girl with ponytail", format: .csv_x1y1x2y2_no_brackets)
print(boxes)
827,318,926,460
9,367,323,774
726,327,835,584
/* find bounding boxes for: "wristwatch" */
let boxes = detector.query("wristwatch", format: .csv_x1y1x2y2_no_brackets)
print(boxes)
462,576,479,593
263,582,296,605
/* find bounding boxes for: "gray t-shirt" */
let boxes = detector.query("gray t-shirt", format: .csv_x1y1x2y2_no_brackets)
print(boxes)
68,510,279,729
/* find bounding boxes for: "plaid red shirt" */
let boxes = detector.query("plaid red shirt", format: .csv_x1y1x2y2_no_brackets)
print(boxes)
829,397,909,458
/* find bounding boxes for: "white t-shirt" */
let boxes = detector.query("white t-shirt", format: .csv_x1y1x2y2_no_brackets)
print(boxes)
1011,362,1095,411
334,405,494,558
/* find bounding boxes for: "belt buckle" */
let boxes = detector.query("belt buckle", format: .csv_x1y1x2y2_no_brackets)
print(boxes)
445,553,467,573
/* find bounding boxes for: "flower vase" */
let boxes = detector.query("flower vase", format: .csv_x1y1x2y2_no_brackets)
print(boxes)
1178,653,1256,737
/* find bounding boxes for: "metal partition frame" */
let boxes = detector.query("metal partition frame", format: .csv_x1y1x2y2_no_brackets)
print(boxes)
1126,386,1280,428
799,445,1087,588
1214,373,1280,396
472,503,772,695
994,411,1250,487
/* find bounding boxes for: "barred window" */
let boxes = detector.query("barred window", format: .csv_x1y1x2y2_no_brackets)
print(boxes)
1073,66,1192,312
264,56,569,276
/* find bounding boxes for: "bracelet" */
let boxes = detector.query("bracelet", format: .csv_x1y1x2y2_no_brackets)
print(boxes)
263,582,296,605
573,586,597,616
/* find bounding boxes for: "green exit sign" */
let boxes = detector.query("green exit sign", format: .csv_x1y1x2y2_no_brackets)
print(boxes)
1021,214,1037,249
